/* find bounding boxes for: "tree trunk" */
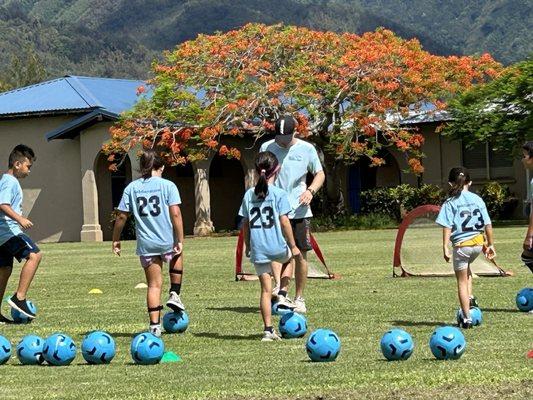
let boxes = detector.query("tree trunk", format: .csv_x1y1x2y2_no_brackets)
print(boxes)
322,150,344,216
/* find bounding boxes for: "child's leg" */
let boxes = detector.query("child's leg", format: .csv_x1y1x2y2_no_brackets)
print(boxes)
279,260,293,293
455,268,470,319
271,262,281,290
15,252,41,300
168,253,183,294
258,272,273,330
467,266,473,299
143,257,163,325
0,266,13,306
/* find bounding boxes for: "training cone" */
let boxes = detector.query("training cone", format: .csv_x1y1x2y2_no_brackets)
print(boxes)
88,288,103,294
161,351,182,363
527,349,533,359
135,283,148,289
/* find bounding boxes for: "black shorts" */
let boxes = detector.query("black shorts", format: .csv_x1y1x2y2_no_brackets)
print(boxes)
0,234,40,268
290,218,313,252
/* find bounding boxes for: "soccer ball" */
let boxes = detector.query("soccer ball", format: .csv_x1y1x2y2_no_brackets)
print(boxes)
429,326,466,360
130,333,164,365
81,331,116,364
305,329,341,362
456,307,483,326
515,288,533,312
163,310,189,333
16,335,44,365
279,312,307,339
43,333,77,366
380,329,414,361
271,301,293,316
0,335,11,365
11,300,37,323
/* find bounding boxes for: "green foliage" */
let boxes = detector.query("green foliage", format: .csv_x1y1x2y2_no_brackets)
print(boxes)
360,184,446,221
479,181,518,220
445,58,533,153
311,212,397,231
0,45,46,90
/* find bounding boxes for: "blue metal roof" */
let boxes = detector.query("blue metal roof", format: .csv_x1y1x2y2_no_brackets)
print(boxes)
0,75,148,118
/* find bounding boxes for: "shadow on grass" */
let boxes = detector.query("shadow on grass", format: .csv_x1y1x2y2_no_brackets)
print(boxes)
390,320,447,327
205,306,258,314
482,308,519,313
192,331,262,341
104,332,137,338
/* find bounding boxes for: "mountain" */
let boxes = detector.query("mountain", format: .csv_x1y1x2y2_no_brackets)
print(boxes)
0,0,531,85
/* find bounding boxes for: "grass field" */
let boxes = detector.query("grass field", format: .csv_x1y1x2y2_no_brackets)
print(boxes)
0,227,531,400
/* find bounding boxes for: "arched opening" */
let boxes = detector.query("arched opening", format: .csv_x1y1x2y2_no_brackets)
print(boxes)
347,149,400,213
209,155,245,232
95,153,132,240
163,162,195,235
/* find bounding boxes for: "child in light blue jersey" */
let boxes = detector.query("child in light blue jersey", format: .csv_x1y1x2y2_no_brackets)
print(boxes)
112,150,185,337
0,145,42,322
436,167,496,328
239,151,301,341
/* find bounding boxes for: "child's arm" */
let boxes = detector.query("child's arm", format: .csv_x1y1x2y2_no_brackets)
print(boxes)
0,204,32,229
442,227,452,262
112,211,129,256
169,205,184,255
280,215,301,258
485,224,496,259
524,208,533,250
242,218,251,257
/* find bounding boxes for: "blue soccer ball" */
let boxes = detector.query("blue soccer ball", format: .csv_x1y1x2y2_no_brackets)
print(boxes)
0,335,11,365
306,329,341,362
279,312,307,338
81,331,116,364
11,300,37,324
271,302,293,316
163,311,189,333
516,288,533,312
16,335,44,365
380,329,414,361
130,333,164,365
429,326,466,360
43,333,77,366
456,307,483,326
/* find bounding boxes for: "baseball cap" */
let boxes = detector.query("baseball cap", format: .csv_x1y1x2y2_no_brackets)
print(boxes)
275,116,296,136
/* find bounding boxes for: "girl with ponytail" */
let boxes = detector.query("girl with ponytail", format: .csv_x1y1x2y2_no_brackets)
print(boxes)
238,151,300,341
436,166,496,328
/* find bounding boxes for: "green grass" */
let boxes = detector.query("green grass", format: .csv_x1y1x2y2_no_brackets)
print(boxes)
0,228,532,400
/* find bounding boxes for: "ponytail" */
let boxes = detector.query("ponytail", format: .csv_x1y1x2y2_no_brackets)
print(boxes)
139,149,164,179
447,167,470,198
254,151,279,199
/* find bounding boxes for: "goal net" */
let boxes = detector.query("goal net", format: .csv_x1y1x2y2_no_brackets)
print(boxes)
235,229,338,281
393,205,512,277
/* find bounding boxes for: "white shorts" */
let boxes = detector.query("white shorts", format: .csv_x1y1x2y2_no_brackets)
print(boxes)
453,245,483,271
254,249,292,276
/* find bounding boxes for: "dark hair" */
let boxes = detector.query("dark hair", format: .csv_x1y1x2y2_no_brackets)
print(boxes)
8,144,35,168
523,141,533,157
139,149,164,179
254,151,279,199
447,166,470,198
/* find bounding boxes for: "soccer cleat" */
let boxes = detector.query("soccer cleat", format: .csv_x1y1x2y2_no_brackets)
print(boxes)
294,296,307,314
0,314,13,324
458,317,473,329
261,330,282,342
276,294,296,310
271,285,280,301
7,294,35,319
469,296,479,308
166,291,185,312
150,324,162,338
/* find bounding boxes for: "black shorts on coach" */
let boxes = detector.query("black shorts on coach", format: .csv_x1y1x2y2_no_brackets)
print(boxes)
290,218,313,252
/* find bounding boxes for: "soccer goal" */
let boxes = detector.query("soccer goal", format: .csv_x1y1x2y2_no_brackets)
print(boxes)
235,229,338,281
393,204,512,277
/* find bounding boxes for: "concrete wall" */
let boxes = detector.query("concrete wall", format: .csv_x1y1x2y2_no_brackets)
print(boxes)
0,116,83,242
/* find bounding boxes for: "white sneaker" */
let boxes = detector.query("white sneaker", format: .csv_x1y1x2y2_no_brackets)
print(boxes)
150,324,162,338
261,330,282,341
294,297,307,314
276,294,296,310
166,291,185,311
271,285,280,301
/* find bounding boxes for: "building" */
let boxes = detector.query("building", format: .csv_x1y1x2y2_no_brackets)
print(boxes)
0,76,527,243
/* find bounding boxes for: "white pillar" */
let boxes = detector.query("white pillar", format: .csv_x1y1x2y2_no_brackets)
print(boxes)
80,168,103,242
192,158,215,235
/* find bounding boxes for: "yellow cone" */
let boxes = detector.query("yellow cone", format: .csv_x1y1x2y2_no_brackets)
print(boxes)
135,283,148,289
89,288,103,294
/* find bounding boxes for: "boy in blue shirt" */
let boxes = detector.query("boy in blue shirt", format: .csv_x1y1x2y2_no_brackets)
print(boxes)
239,151,300,341
112,150,185,337
436,167,495,328
0,145,42,322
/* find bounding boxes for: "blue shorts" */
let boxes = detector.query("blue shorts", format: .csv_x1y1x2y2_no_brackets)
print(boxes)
0,234,40,268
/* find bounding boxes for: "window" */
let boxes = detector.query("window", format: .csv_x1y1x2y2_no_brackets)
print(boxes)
462,142,514,180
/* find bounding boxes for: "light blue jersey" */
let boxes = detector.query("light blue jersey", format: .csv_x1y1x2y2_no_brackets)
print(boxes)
238,185,292,264
260,139,323,219
118,177,181,256
0,173,23,245
436,191,492,246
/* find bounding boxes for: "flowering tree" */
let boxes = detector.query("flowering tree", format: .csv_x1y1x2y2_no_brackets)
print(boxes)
106,23,501,209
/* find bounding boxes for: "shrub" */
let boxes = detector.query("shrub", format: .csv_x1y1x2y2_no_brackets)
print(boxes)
311,213,397,232
478,182,518,220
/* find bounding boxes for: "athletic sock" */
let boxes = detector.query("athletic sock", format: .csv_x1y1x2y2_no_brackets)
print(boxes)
264,326,274,333
278,290,287,297
170,283,181,294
